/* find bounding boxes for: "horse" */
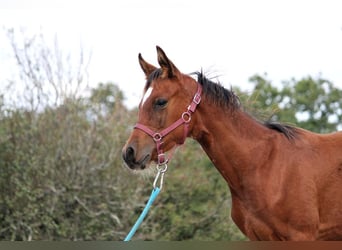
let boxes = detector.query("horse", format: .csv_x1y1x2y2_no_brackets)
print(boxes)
122,46,342,240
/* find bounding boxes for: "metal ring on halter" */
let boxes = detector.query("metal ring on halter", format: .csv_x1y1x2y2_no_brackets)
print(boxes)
153,133,162,142
181,111,191,123
157,153,168,166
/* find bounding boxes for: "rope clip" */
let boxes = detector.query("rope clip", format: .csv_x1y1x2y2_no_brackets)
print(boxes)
153,164,168,190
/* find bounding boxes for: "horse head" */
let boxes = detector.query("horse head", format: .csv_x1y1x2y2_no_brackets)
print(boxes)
122,46,201,170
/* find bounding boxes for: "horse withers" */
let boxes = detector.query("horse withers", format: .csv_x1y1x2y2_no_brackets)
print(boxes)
122,46,342,240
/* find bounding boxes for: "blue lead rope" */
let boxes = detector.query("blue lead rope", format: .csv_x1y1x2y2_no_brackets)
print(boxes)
124,187,161,241
124,164,167,241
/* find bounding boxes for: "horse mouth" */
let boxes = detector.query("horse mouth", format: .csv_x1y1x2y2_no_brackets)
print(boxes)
124,153,151,170
139,154,151,170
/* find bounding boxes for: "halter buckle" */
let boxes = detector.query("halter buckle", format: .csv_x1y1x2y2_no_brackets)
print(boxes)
193,92,201,105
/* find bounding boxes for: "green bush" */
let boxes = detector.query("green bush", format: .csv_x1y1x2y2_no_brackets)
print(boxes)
0,82,245,240
2,72,341,240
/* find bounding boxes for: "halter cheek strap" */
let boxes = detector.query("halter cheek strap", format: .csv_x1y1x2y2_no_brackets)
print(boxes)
134,83,202,165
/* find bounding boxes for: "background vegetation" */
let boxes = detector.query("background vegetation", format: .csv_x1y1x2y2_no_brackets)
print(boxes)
0,30,341,241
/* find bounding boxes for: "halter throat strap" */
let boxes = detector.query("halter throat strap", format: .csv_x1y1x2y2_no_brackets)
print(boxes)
134,83,202,165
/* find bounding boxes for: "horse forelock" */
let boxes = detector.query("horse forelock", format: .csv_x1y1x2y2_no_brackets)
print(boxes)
144,68,163,91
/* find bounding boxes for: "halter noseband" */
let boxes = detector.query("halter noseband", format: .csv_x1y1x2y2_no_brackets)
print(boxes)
134,83,202,166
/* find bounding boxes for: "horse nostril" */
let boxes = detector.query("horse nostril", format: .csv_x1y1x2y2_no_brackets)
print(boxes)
126,146,135,161
123,146,137,169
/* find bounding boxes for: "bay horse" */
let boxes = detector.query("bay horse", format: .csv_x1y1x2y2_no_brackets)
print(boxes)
122,46,342,240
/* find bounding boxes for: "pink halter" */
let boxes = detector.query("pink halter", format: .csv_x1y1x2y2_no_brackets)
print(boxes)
134,83,202,166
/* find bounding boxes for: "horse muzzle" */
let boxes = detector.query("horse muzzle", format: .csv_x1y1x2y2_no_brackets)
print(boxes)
122,144,152,170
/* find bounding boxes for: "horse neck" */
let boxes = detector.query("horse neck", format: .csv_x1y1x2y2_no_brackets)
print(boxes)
191,103,273,194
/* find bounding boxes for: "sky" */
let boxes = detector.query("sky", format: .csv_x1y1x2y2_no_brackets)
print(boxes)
1,0,342,108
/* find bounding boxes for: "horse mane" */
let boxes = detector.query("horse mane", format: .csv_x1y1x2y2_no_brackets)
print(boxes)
264,121,298,140
194,71,241,110
194,71,298,140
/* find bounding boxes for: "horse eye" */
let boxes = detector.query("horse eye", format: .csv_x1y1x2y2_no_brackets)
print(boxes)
154,98,168,109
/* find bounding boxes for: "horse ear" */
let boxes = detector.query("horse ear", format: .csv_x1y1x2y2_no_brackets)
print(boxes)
156,46,180,78
138,53,157,79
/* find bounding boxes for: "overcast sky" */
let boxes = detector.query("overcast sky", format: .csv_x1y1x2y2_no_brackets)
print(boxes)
1,0,342,108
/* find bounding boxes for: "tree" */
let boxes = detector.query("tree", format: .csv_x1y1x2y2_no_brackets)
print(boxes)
89,82,125,118
5,28,91,110
0,28,137,240
246,74,342,133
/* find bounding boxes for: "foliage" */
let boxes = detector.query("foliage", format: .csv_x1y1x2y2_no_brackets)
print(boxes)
2,75,340,241
0,83,245,240
240,73,342,133
5,28,90,110
0,83,135,240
